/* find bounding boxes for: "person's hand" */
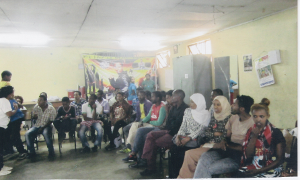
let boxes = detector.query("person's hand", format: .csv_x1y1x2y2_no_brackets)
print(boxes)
213,140,227,150
180,137,191,146
92,103,97,109
244,169,261,176
214,132,223,137
252,127,260,138
13,103,18,110
175,136,181,146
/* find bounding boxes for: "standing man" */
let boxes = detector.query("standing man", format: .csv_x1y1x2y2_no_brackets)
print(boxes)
0,71,12,88
25,95,56,159
79,94,103,153
53,97,77,143
192,95,254,178
71,91,87,122
142,74,155,92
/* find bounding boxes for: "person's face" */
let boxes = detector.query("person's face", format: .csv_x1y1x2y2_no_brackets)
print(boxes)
7,91,14,100
146,75,150,80
151,93,157,104
97,91,103,99
16,98,22,104
4,75,11,81
62,101,70,109
172,93,180,104
74,92,80,100
38,97,46,107
231,99,240,115
88,96,96,105
211,91,218,102
162,96,166,102
190,99,197,110
166,95,172,104
252,109,269,128
131,77,135,83
213,99,222,114
116,94,124,102
138,92,145,102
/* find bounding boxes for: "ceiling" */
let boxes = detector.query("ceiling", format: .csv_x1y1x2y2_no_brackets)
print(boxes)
0,0,297,51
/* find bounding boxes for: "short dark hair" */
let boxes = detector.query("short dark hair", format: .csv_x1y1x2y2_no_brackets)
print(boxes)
212,89,223,96
15,95,24,104
74,90,81,96
89,94,97,100
40,92,48,98
236,95,254,114
117,92,125,97
145,91,151,98
0,86,14,98
173,89,185,100
166,90,174,96
62,97,70,102
97,90,104,95
138,90,145,95
152,91,162,101
161,91,166,98
1,71,12,79
39,95,47,101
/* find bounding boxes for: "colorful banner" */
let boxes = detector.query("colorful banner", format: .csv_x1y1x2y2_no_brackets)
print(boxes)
83,54,157,96
255,55,275,88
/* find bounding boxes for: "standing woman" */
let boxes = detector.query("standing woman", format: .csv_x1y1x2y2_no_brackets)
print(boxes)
178,96,231,178
127,77,137,105
0,86,18,176
169,93,211,178
238,98,285,178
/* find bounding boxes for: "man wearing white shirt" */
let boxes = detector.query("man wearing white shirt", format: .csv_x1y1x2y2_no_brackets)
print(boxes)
79,94,103,153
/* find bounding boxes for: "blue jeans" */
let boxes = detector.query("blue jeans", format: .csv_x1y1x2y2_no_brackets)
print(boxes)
132,126,160,157
193,150,240,178
25,126,54,155
79,123,102,148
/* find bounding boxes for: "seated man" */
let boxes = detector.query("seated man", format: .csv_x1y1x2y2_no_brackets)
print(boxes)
79,94,103,153
70,91,87,123
139,89,189,175
123,91,165,160
25,95,56,159
120,90,152,153
193,95,254,178
53,97,77,143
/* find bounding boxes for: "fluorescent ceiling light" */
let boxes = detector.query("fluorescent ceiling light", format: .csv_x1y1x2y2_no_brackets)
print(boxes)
0,33,50,46
120,36,165,51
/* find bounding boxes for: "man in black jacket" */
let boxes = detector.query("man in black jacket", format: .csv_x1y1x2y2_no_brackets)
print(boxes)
138,89,189,176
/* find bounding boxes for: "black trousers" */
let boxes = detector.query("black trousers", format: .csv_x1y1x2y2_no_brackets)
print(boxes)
105,120,127,145
0,127,5,170
5,118,27,154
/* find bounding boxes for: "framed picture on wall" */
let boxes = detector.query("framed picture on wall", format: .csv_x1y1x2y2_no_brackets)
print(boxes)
173,45,178,54
243,54,253,72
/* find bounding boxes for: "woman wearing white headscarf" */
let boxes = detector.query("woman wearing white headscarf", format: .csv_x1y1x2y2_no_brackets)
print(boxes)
178,95,231,178
169,93,211,178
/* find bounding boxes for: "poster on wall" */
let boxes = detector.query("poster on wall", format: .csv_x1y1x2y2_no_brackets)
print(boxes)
243,54,253,72
255,55,275,88
83,54,157,98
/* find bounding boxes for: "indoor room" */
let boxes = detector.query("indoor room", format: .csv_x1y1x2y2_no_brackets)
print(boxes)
0,0,298,179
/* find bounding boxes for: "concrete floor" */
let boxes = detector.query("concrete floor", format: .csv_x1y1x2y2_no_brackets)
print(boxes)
1,136,169,179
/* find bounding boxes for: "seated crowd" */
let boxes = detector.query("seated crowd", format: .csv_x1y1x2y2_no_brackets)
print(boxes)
0,71,297,178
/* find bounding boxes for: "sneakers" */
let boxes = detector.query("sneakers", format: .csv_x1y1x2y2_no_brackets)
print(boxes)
105,144,116,151
122,154,137,162
18,152,28,160
119,148,131,153
128,159,147,168
92,146,98,152
0,169,11,176
80,146,91,153
140,169,156,176
1,166,12,171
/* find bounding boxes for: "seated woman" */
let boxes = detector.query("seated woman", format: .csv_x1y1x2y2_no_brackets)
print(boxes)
178,96,231,178
105,92,132,151
238,98,286,178
169,93,210,178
